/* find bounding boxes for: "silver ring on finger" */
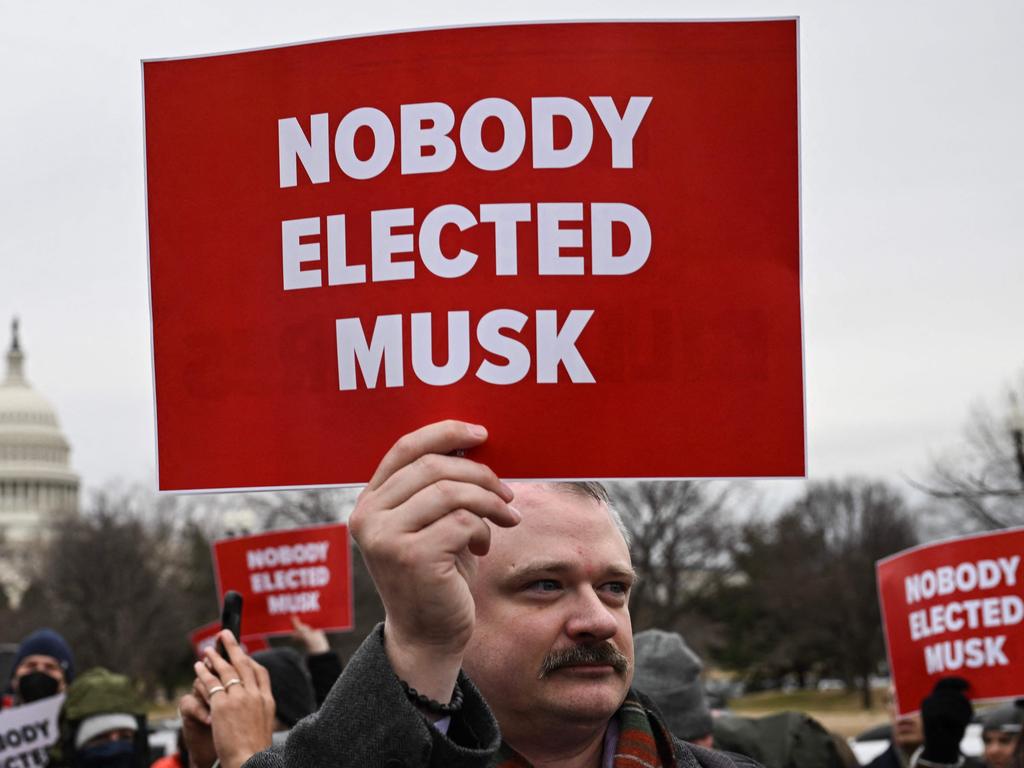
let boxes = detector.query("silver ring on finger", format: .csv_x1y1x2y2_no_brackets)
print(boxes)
208,685,226,697
225,678,243,690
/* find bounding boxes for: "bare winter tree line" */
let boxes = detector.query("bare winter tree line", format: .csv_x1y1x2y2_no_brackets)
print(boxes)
613,478,917,709
0,477,922,705
0,368,1020,703
916,370,1024,529
0,487,384,697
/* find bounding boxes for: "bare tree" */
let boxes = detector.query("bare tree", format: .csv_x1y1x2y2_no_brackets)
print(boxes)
710,478,917,708
244,488,359,531
918,373,1024,529
21,493,191,694
1,485,384,692
609,480,736,650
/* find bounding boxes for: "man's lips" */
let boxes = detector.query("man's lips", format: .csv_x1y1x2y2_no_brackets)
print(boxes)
551,663,616,674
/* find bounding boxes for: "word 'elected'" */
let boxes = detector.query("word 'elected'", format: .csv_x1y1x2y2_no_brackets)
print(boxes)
246,541,331,616
278,97,652,184
0,748,48,768
909,596,1023,640
282,202,650,290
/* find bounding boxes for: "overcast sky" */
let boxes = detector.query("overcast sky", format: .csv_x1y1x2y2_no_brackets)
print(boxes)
1,0,1021,503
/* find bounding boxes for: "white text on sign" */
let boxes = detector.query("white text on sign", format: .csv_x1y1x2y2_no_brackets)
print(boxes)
903,556,1022,674
276,96,654,391
246,542,331,616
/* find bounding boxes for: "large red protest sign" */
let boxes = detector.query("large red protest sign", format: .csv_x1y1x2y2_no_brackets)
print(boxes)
877,528,1024,715
212,523,353,637
144,20,803,492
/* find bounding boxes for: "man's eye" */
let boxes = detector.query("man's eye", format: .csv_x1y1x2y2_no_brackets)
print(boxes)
528,579,561,592
603,582,630,596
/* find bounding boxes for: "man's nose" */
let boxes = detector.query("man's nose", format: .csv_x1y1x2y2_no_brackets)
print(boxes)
565,587,619,641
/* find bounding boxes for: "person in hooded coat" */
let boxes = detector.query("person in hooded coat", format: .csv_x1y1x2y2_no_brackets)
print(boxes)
49,667,150,768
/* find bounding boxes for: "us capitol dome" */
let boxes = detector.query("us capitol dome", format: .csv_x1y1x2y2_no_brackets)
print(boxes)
0,318,79,546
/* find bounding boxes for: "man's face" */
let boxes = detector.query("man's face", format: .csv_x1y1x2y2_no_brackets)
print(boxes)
886,689,923,751
983,730,1019,768
462,484,635,742
13,654,66,693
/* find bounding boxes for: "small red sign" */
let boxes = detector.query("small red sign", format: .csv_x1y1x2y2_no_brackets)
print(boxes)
188,620,271,658
212,523,353,637
877,528,1024,714
144,20,803,491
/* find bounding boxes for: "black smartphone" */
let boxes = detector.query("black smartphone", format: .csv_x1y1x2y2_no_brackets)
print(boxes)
216,590,243,659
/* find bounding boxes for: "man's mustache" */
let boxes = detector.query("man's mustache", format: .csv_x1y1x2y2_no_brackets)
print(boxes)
538,643,630,678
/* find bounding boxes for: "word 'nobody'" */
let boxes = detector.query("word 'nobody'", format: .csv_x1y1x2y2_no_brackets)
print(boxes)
278,96,653,182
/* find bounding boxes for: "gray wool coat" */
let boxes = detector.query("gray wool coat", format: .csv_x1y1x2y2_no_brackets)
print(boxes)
242,624,760,768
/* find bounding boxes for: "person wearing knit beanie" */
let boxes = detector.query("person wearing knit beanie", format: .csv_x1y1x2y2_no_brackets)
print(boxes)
7,628,75,705
51,667,149,768
981,703,1024,768
252,648,317,733
632,629,714,747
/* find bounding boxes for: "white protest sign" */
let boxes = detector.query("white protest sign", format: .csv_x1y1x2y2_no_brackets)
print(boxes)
0,693,64,768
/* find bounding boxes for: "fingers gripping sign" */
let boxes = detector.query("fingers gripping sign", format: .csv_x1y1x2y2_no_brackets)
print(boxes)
349,420,519,706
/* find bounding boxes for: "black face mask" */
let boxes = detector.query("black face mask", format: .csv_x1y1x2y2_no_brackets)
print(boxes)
16,670,60,703
73,739,136,768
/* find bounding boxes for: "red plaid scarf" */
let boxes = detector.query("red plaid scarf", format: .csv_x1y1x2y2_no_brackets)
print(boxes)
491,693,677,768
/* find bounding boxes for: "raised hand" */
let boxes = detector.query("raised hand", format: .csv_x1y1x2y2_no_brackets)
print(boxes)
190,631,276,768
290,615,330,655
349,420,519,705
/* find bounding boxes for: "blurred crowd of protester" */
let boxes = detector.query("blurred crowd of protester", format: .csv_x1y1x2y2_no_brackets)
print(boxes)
2,623,1020,768
1,618,341,767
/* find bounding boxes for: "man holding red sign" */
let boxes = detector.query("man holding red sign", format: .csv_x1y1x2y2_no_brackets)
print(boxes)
183,421,761,768
162,16,800,768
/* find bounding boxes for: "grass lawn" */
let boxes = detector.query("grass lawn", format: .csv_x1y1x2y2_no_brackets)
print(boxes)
729,689,889,738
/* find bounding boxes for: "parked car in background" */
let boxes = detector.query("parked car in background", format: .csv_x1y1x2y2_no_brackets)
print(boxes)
817,678,845,692
147,717,181,760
